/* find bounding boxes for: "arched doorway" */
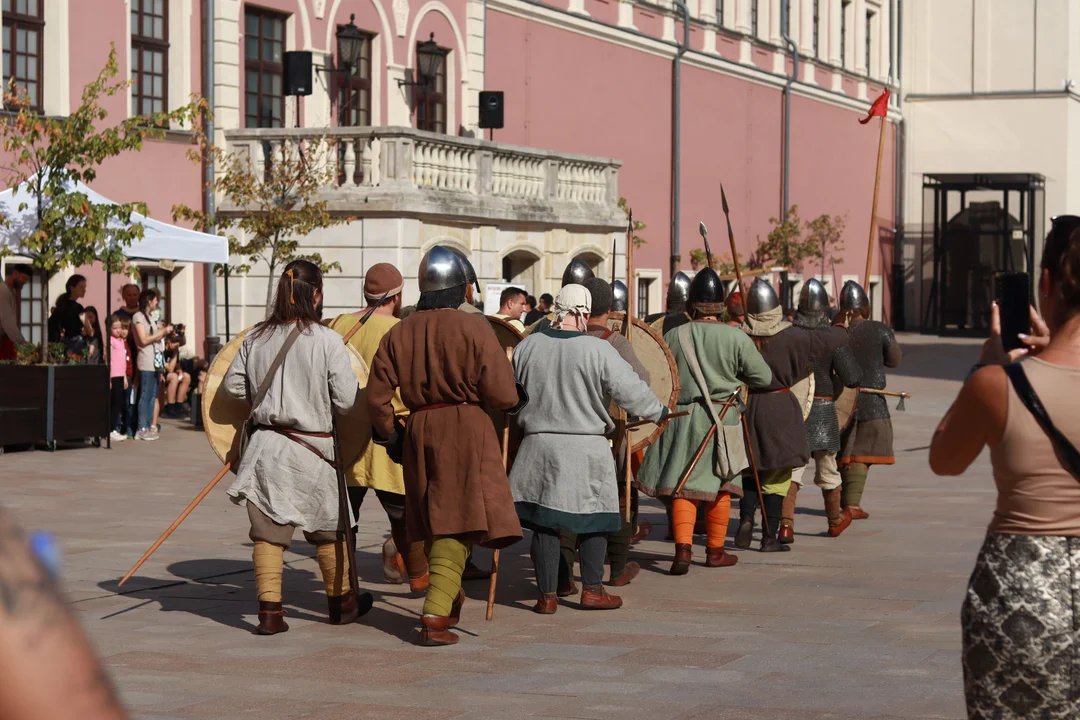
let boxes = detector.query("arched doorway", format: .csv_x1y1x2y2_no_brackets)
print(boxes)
501,248,541,296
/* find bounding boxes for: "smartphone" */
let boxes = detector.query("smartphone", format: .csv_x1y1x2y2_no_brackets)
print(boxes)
995,272,1030,352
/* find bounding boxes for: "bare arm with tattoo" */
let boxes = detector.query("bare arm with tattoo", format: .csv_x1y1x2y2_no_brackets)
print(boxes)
0,510,127,720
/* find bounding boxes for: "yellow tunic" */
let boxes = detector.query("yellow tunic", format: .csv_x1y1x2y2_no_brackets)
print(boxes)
327,313,408,493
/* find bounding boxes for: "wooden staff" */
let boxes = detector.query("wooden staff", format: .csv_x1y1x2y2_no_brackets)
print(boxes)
627,410,690,429
623,212,634,523
720,184,745,297
863,112,888,289
859,388,910,399
120,301,388,588
487,346,514,621
119,463,232,586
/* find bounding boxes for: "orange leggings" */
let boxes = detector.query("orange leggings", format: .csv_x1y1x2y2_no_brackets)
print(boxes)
671,494,731,549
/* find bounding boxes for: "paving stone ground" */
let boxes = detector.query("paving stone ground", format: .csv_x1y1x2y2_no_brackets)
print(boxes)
0,333,991,719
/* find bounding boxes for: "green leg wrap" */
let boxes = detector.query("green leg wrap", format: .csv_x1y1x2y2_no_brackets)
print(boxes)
606,519,632,577
841,462,869,507
760,468,793,497
422,536,469,617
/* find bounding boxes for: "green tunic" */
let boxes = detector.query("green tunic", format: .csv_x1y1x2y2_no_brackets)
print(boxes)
637,320,772,501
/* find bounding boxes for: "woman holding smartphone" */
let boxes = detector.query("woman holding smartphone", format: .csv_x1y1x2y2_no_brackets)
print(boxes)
930,215,1080,717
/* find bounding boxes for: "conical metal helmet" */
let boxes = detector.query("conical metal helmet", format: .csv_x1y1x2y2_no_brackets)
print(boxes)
838,280,870,316
745,277,780,315
418,245,468,292
611,280,628,312
667,271,691,313
561,258,595,287
687,267,724,308
798,278,830,315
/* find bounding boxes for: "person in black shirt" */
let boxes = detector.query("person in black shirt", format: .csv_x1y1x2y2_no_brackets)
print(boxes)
48,274,90,343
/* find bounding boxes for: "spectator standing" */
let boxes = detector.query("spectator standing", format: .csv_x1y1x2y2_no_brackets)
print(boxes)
494,286,527,332
929,216,1080,717
524,295,537,318
48,275,91,344
115,284,142,436
106,315,129,442
83,306,104,364
0,264,31,360
524,292,553,326
132,289,172,441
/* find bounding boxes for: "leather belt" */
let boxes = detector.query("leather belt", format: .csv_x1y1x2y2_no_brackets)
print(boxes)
813,395,834,400
414,402,476,413
749,387,791,395
256,425,334,466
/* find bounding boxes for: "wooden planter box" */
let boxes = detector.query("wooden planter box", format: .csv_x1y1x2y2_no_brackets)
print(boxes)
0,364,110,450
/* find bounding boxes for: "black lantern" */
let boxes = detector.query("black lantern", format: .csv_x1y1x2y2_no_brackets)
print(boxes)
398,33,443,88
336,14,365,73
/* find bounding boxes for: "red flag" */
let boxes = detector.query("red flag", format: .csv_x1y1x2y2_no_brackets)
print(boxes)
858,87,890,124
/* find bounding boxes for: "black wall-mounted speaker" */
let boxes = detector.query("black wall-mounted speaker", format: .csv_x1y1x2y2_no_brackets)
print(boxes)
283,51,313,96
479,90,504,129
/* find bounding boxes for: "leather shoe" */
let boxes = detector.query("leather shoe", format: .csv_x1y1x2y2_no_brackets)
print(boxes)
669,544,692,575
778,525,795,544
256,601,289,635
630,520,652,545
557,580,579,597
846,505,870,520
328,590,373,625
608,561,640,587
828,507,853,537
409,572,430,594
705,547,739,567
417,614,459,646
461,562,492,581
534,592,558,614
382,539,406,584
448,589,465,628
734,520,754,549
759,537,791,553
580,587,623,610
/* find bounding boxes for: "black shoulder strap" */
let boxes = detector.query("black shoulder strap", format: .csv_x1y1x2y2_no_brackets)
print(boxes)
249,323,303,415
1004,363,1080,483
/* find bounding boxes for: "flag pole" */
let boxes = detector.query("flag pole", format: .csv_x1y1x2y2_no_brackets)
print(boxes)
863,112,888,290
623,211,634,523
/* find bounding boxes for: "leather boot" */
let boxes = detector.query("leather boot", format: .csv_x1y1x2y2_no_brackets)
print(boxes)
846,505,870,520
759,494,790,553
779,483,798,544
417,614,459,646
534,592,558,614
705,547,739,567
630,520,652,545
461,555,491,581
824,488,853,537
580,585,623,610
409,572,431,594
669,544,692,575
328,590,374,625
608,561,640,587
256,601,289,635
448,589,465,628
382,538,406,584
735,488,758,549
557,580,579,597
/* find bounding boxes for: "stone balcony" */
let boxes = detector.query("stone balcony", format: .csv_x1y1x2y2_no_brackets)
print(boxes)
221,126,625,232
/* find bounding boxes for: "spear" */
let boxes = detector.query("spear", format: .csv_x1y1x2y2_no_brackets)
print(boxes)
720,184,745,296
699,221,713,270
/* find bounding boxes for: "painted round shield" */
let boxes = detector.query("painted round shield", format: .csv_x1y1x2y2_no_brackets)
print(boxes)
605,313,680,453
203,326,369,471
835,386,859,434
486,316,525,468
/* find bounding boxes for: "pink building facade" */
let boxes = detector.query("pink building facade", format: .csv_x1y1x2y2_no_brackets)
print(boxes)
2,0,899,352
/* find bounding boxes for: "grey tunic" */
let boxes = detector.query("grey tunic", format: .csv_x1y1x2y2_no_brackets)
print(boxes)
509,328,665,534
224,323,359,533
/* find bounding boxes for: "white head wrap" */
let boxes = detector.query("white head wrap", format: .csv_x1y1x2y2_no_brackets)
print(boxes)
554,284,592,326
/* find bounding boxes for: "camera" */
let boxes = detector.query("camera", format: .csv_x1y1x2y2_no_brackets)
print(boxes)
167,323,187,346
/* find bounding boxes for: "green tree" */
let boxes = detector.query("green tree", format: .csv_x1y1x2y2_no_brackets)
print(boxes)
746,205,846,272
619,197,647,249
174,132,348,314
0,45,202,360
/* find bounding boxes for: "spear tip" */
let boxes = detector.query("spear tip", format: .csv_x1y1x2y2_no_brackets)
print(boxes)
720,183,729,214
698,221,707,237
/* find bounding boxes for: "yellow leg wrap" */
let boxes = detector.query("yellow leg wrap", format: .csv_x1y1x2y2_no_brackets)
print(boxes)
422,536,469,617
760,468,793,497
315,540,351,598
252,541,285,603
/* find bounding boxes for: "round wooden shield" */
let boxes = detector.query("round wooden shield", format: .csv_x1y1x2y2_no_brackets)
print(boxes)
605,313,680,453
835,386,859,434
485,316,525,468
202,326,369,471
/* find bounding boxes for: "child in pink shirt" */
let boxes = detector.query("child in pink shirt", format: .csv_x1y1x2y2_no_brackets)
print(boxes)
107,315,129,442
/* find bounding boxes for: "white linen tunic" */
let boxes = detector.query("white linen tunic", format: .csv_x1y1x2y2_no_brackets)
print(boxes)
224,323,359,532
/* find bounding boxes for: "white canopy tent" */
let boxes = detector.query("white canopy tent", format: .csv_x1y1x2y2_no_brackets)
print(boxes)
0,176,228,264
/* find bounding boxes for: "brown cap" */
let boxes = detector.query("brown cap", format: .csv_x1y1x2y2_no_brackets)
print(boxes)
364,263,404,300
